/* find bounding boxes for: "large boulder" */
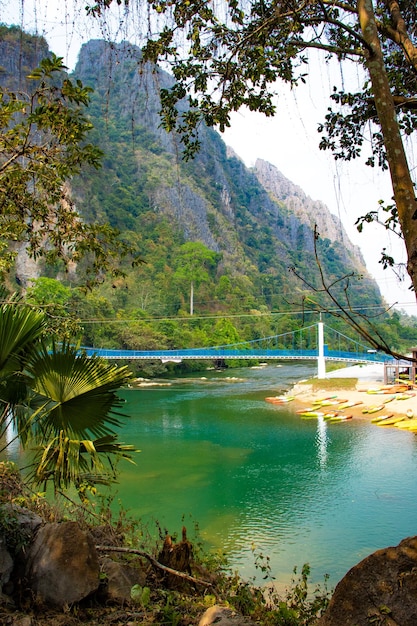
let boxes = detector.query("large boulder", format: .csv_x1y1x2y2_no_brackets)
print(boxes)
24,521,99,607
0,504,43,538
0,535,13,593
317,536,417,626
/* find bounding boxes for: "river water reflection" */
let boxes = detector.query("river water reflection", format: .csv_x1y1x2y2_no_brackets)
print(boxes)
110,363,417,587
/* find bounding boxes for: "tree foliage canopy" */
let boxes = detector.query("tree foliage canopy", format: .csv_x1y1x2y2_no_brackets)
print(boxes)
86,1,416,154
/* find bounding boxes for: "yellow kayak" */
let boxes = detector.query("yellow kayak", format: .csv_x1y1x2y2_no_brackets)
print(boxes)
328,415,353,423
395,393,415,400
395,418,417,429
362,405,384,414
375,416,406,426
311,396,338,405
300,411,324,419
338,400,362,410
370,414,394,423
323,412,340,419
313,399,344,407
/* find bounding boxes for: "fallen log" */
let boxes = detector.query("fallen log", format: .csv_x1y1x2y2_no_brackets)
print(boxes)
95,544,213,588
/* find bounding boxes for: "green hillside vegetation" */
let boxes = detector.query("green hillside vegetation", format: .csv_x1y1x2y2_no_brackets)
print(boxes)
1,30,416,373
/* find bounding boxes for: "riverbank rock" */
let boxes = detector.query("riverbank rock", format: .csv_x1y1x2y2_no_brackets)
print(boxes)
0,536,13,594
317,536,417,626
0,503,43,600
100,556,147,603
24,521,100,607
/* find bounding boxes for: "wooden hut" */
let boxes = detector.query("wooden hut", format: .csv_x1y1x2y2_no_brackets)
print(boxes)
384,348,417,385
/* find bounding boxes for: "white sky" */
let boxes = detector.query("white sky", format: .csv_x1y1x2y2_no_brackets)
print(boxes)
2,0,417,315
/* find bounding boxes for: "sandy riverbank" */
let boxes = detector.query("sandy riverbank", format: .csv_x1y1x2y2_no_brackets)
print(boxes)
283,363,417,422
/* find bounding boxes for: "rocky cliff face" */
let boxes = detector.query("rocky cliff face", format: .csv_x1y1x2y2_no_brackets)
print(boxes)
0,27,49,89
253,158,365,267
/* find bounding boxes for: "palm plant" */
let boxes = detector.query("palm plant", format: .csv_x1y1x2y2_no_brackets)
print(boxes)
0,298,135,497
26,342,134,493
0,298,46,444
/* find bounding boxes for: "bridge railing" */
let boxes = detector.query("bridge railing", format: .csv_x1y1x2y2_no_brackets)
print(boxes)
325,349,392,363
82,347,319,360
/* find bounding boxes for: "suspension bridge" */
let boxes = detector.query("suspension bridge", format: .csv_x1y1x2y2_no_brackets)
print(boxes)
82,321,394,378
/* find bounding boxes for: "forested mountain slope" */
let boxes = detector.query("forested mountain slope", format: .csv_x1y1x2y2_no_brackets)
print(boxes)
4,28,412,363
71,40,379,304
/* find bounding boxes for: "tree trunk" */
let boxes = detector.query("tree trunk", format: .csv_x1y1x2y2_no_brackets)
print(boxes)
357,0,417,293
190,280,194,315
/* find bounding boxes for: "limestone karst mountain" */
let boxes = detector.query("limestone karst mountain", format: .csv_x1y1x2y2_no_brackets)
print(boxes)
0,28,382,315
72,40,377,298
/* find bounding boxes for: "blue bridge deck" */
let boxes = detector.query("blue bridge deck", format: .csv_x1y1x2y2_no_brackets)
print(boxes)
81,346,393,364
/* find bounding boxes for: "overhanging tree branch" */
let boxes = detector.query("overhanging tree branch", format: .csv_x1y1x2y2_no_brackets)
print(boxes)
296,40,363,56
289,226,412,362
384,0,417,72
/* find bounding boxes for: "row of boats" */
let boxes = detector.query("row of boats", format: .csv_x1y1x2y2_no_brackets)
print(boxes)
296,396,359,423
264,389,416,427
370,412,417,430
265,394,360,422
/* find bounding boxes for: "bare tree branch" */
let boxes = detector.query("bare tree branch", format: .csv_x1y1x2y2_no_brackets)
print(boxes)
289,226,416,363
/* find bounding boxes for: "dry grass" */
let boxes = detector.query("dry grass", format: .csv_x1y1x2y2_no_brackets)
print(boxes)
303,378,359,392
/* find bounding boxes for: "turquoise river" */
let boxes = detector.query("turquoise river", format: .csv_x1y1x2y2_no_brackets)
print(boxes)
107,362,417,589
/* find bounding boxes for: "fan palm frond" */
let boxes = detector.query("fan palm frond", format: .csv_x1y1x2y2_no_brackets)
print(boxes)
0,301,46,440
0,300,45,381
28,342,132,440
0,301,136,494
